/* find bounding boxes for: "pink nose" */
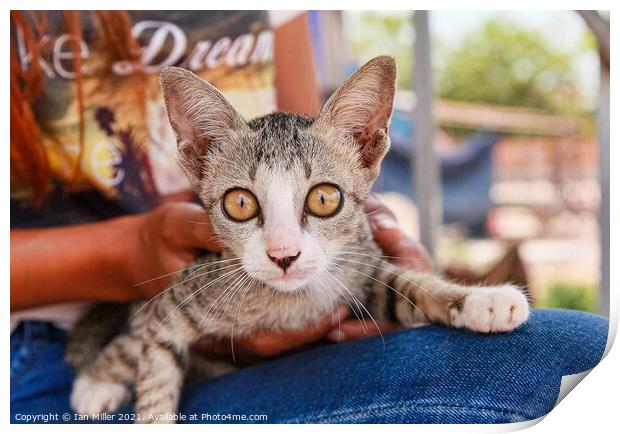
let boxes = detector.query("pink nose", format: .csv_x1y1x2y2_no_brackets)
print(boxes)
267,250,301,271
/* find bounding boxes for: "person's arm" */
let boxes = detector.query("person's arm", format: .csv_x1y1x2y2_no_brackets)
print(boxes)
13,195,429,353
10,202,221,311
273,12,321,116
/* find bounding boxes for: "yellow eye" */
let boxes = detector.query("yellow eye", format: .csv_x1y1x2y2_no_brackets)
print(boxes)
306,183,343,218
222,188,259,222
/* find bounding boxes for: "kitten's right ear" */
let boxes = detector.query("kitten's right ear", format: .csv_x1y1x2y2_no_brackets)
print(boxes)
160,67,249,188
314,56,396,180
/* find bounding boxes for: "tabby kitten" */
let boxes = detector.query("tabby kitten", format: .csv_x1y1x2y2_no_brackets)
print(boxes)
69,56,529,423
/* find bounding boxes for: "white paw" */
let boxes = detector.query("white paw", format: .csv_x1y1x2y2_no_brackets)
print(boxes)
451,285,529,333
71,375,131,417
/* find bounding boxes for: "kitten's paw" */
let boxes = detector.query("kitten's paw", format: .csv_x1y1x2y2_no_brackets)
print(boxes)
71,375,131,417
451,285,529,333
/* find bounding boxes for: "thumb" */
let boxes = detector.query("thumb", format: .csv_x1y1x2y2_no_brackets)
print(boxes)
163,202,223,252
365,194,403,250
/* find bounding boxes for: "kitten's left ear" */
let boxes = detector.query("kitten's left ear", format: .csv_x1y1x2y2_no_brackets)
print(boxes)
160,67,250,188
314,55,396,178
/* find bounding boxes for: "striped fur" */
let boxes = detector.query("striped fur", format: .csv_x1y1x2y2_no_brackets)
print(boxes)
68,57,529,423
70,238,529,422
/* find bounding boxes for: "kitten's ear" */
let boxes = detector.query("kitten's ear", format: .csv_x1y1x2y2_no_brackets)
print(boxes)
314,56,396,178
160,67,249,187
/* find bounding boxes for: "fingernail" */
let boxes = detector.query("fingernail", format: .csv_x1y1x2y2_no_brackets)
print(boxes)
327,329,346,342
332,306,348,324
375,216,399,230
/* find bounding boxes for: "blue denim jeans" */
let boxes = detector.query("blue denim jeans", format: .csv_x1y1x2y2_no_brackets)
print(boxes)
11,308,608,423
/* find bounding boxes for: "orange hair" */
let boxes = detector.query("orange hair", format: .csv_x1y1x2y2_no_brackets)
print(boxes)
10,11,143,205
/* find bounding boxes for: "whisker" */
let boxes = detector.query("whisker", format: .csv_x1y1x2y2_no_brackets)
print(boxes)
338,248,431,263
316,275,347,330
185,258,242,279
364,208,384,217
130,261,243,319
323,269,366,329
162,267,244,323
325,269,367,332
325,267,385,347
197,274,247,329
164,268,244,325
331,261,426,319
216,272,252,325
334,254,439,302
198,271,249,328
324,269,369,332
184,219,216,227
332,264,366,328
314,279,337,325
132,256,241,287
204,273,253,363
230,275,256,362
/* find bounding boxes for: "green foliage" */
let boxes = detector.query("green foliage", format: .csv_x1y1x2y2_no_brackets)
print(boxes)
538,282,598,313
439,20,578,113
344,13,592,116
438,20,583,115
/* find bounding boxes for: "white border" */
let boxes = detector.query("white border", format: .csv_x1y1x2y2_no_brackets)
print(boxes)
2,2,617,433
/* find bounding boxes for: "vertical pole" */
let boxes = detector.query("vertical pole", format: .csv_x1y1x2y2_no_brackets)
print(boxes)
576,11,609,316
598,68,609,317
412,11,441,258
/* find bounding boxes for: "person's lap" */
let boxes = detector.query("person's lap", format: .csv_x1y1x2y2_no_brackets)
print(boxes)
10,308,608,424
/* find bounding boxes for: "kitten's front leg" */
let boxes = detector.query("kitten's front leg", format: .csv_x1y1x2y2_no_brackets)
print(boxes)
135,332,188,424
367,266,529,333
71,334,140,417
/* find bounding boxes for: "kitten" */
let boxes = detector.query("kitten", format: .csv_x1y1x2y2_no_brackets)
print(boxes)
68,56,529,423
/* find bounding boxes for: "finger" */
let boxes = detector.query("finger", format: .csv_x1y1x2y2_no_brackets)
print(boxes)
246,305,350,356
365,196,432,272
366,196,404,251
365,193,395,216
254,306,349,350
326,319,401,342
165,202,223,252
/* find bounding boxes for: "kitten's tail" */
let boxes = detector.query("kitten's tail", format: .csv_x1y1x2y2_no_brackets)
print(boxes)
64,302,130,372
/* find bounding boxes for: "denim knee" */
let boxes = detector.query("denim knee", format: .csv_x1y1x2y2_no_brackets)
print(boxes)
521,308,608,376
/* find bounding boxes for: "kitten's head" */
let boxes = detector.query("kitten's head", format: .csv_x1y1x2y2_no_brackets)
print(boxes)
160,56,396,292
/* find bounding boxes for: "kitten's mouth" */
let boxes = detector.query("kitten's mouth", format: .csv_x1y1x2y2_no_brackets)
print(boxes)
265,271,310,283
261,268,319,292
279,271,309,281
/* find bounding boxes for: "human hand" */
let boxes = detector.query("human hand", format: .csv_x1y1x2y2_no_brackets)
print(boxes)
127,202,223,299
193,305,351,363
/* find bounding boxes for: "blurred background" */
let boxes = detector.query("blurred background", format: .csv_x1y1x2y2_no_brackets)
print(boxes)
307,10,610,314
